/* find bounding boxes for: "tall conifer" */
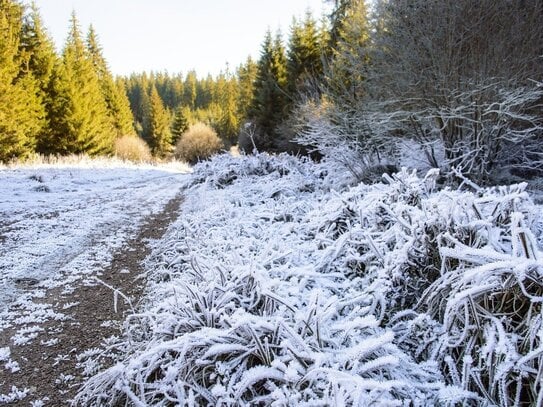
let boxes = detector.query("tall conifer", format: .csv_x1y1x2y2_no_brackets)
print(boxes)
286,12,323,101
236,56,257,122
248,30,288,150
327,0,370,103
87,26,135,137
19,2,56,92
143,84,172,157
0,0,44,161
171,105,189,145
44,13,114,155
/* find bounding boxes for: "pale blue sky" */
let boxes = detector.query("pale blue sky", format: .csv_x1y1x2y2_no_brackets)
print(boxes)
29,0,330,77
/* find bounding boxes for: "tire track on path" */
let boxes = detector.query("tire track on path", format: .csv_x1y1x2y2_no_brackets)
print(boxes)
0,194,183,406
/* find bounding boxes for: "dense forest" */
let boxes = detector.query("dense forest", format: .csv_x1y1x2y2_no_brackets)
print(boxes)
1,0,543,181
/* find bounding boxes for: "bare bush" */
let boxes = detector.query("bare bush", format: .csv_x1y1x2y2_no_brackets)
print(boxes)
114,135,152,163
295,98,399,181
363,0,543,180
175,122,223,164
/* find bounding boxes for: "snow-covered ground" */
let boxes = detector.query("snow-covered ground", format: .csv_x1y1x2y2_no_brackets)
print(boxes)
0,159,190,314
74,153,543,406
2,154,543,406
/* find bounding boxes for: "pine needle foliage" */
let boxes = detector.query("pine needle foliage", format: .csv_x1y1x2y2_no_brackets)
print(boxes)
42,13,115,156
0,0,45,162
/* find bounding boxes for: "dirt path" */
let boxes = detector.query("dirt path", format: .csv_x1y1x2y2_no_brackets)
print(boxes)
0,195,183,406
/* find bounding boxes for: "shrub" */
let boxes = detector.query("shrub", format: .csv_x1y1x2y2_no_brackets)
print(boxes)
175,122,223,164
114,136,152,163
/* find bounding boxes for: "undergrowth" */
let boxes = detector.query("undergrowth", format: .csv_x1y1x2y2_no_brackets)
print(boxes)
75,153,543,406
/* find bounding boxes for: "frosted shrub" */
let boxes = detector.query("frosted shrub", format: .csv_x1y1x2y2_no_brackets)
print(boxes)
420,185,543,406
76,154,543,406
175,122,223,164
294,100,399,182
114,135,152,162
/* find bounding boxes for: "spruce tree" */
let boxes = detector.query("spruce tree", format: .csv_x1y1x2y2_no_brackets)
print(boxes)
236,56,257,122
183,71,197,110
20,2,60,154
213,69,239,145
286,12,323,102
0,0,45,161
248,30,288,151
143,84,172,157
327,0,370,104
19,2,56,93
44,13,114,155
171,105,189,145
87,26,134,137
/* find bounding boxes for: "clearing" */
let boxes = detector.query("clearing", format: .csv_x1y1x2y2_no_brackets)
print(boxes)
0,160,189,405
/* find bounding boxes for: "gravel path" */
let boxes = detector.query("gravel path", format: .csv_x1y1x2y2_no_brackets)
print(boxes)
0,194,183,406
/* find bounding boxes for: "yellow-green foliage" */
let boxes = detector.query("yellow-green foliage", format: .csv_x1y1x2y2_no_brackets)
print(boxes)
114,135,152,162
175,122,223,164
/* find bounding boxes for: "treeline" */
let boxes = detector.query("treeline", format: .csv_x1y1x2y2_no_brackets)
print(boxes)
122,10,328,157
3,0,542,178
123,62,257,156
0,0,135,162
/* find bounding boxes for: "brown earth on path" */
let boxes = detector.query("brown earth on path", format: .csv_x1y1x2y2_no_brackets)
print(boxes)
0,195,183,406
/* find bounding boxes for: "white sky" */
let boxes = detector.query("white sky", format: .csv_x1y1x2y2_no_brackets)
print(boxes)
28,0,331,77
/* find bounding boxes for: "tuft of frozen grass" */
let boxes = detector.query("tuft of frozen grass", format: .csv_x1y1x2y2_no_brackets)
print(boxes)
76,153,543,406
0,386,29,403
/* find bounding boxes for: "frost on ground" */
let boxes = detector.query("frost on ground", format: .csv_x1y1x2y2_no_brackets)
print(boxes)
0,158,190,404
0,158,189,313
74,153,543,406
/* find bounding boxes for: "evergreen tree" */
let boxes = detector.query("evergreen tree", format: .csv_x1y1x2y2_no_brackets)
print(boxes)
286,12,324,102
0,0,45,161
87,26,134,137
236,56,257,121
183,70,197,110
248,30,288,151
214,69,239,145
171,105,189,145
143,84,172,157
198,74,214,108
43,13,114,155
19,2,56,92
326,0,370,103
327,0,353,49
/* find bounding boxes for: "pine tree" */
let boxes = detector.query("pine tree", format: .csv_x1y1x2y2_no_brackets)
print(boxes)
287,12,323,101
286,12,323,102
0,0,45,161
87,26,134,137
183,71,198,110
171,105,189,145
214,68,239,145
143,84,172,157
327,0,370,103
19,2,56,93
43,12,114,155
236,56,257,122
19,2,59,153
248,30,288,151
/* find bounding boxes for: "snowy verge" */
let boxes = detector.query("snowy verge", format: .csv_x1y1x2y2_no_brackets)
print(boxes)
76,153,543,406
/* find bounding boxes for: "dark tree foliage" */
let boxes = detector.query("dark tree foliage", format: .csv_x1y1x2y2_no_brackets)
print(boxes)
0,4,138,161
246,30,288,151
0,0,44,161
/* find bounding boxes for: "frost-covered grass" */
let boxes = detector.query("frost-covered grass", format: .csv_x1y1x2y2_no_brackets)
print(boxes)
76,153,543,406
0,153,191,173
